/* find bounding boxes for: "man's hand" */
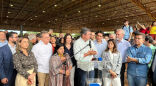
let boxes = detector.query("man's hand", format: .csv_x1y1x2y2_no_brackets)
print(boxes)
127,56,138,63
1,78,8,84
128,38,131,42
127,56,132,62
84,50,97,57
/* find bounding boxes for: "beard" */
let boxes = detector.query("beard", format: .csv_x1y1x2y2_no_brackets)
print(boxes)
13,41,16,45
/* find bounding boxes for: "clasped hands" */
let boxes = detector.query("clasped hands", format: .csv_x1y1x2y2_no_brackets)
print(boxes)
84,50,97,57
27,73,36,85
109,70,117,79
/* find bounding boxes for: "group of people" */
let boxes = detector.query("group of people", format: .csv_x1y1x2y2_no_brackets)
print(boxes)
0,20,156,86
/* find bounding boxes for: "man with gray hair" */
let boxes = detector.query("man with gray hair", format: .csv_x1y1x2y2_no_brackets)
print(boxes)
109,33,116,40
32,31,52,86
74,27,97,86
28,34,37,51
116,29,131,86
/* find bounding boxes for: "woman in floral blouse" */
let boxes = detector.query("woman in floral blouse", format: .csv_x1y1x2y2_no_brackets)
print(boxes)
13,37,38,86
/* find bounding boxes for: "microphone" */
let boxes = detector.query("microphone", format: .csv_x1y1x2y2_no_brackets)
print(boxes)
89,40,92,49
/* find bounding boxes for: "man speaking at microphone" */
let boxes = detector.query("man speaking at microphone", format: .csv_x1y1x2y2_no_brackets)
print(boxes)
74,27,97,86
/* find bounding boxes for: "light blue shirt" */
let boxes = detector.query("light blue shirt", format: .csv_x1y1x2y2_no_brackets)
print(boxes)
94,39,107,58
123,25,133,39
127,44,152,77
0,40,8,47
116,39,131,63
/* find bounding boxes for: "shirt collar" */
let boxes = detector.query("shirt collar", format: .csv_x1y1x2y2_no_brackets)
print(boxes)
8,43,16,48
116,39,124,43
39,40,49,45
134,44,144,49
94,39,105,44
0,40,8,47
80,37,89,43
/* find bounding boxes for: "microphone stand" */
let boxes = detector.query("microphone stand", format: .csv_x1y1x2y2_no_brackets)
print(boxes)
56,43,90,86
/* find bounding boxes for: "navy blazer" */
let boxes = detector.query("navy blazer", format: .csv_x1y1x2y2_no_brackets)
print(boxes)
0,44,14,85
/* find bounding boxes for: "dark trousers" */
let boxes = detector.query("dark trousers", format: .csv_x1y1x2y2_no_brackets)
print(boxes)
10,69,17,86
153,67,156,86
120,63,125,86
94,68,102,78
77,68,94,86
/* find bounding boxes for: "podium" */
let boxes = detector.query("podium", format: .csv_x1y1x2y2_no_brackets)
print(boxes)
86,61,103,86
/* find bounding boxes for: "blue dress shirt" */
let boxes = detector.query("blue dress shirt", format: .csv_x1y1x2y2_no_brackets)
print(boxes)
94,39,107,58
123,25,133,40
126,44,152,77
116,39,131,63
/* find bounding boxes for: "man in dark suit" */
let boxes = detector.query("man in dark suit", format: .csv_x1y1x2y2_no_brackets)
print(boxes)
0,31,14,86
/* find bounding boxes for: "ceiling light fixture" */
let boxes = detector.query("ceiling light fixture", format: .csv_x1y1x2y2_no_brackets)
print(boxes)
54,4,57,7
78,11,81,13
98,4,102,7
42,10,46,13
8,12,11,14
107,19,110,20
9,4,14,7
125,16,128,17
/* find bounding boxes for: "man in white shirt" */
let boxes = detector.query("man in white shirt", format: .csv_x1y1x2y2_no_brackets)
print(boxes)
32,31,52,86
74,28,97,86
116,29,131,86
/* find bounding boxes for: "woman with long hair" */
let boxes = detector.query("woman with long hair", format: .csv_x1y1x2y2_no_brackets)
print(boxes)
13,37,38,86
49,43,72,86
64,33,76,86
102,39,122,86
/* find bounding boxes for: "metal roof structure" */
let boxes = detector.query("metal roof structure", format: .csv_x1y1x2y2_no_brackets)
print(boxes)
0,0,156,33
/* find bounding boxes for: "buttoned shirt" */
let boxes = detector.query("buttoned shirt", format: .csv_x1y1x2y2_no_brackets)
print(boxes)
8,43,16,54
32,40,52,73
116,39,131,63
73,37,97,71
123,25,133,39
126,44,152,77
94,39,107,58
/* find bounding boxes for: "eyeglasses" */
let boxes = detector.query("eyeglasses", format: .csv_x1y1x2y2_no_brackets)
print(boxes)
135,37,142,40
12,37,18,38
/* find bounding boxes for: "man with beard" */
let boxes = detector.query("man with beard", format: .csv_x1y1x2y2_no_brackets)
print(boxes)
0,31,17,86
6,32,18,86
6,32,18,54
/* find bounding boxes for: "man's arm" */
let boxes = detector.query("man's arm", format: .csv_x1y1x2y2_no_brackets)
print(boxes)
127,48,152,64
0,50,6,80
128,26,133,41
